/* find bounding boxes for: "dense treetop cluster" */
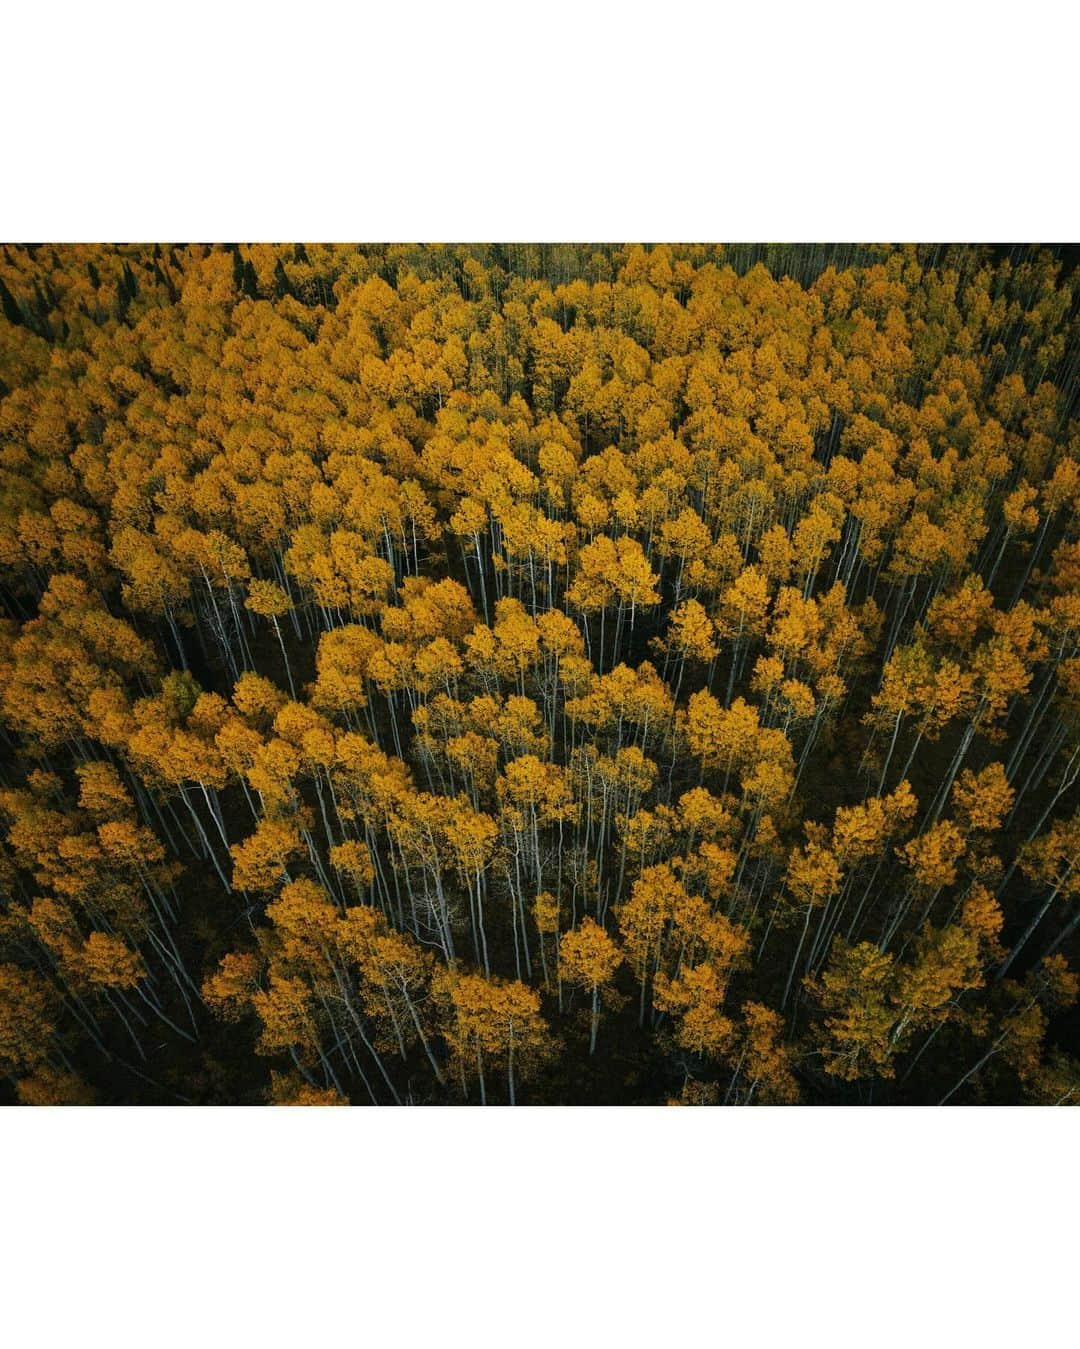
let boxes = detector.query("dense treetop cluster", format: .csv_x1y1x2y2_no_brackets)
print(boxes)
0,242,1078,1105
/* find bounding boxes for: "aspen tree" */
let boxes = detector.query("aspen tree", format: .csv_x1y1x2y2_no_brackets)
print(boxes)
725,1002,800,1104
558,917,621,1053
436,969,553,1105
246,579,298,698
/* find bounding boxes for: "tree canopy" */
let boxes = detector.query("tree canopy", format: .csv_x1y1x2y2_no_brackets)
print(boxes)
0,241,1078,1105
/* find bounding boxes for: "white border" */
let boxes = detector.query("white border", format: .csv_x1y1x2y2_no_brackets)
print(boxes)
3,3,1076,240
2,4,1077,1343
1,1107,1076,1348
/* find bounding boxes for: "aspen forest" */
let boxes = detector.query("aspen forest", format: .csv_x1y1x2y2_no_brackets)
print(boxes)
2,240,1080,1107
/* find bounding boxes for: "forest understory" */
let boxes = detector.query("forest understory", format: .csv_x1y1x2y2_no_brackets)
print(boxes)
1,241,1078,1105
